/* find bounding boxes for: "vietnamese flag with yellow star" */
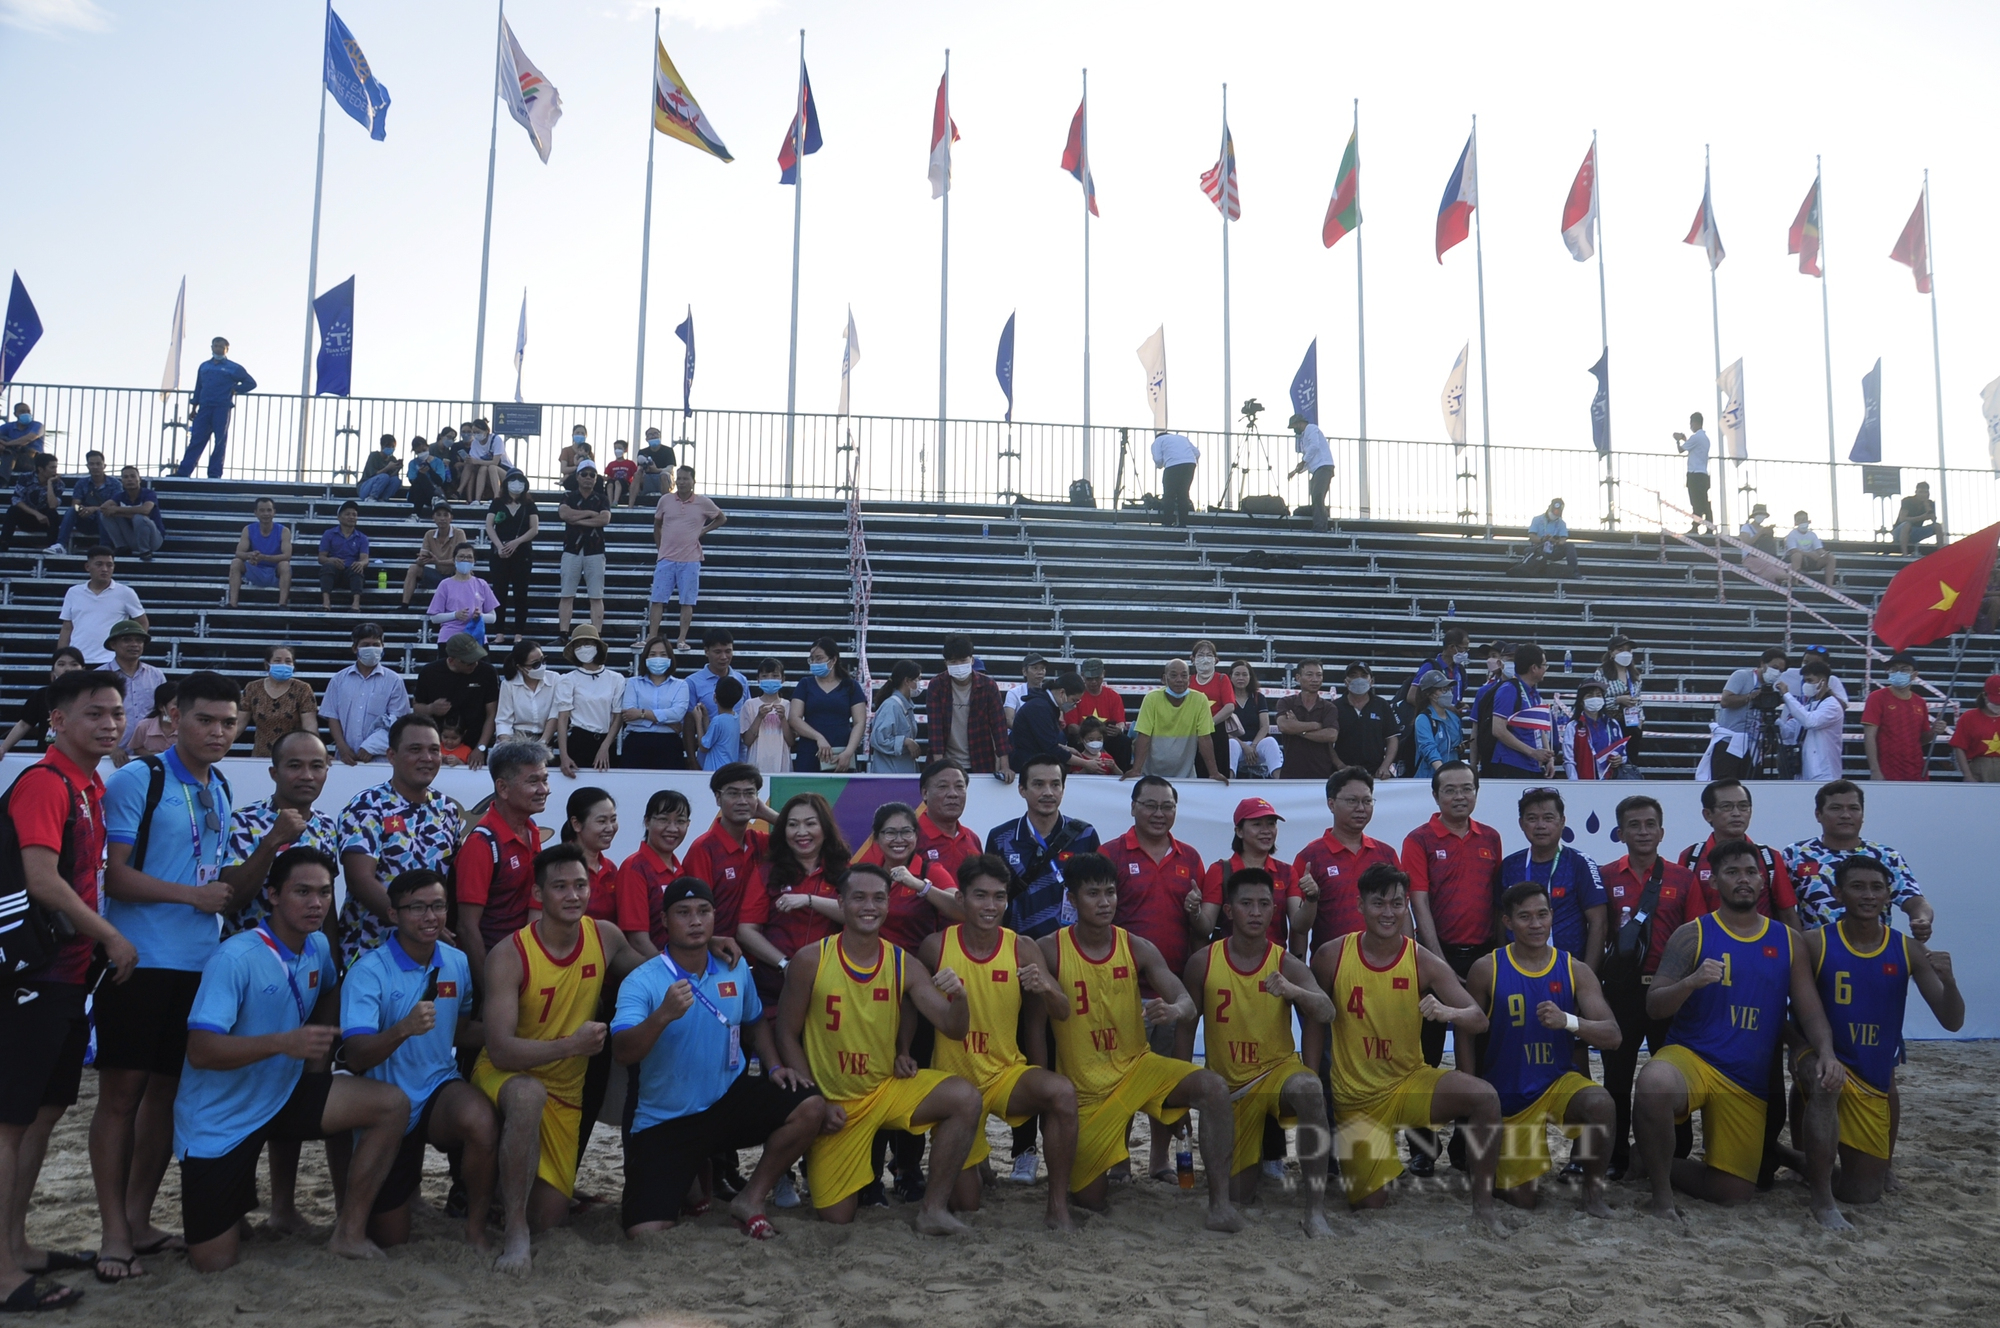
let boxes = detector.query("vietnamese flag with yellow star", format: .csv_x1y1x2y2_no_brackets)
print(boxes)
1872,523,2000,649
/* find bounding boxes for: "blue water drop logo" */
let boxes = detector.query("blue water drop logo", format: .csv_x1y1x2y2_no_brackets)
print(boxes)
1584,812,1601,835
1560,826,1577,844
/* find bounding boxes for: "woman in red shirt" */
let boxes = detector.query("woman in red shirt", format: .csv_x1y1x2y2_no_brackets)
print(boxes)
737,791,848,1007
558,784,624,1168
1199,796,1305,954
1189,637,1236,781
614,788,691,957
853,801,964,952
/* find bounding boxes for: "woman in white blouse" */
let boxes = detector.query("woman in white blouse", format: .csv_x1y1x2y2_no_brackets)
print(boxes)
495,639,556,747
552,625,626,776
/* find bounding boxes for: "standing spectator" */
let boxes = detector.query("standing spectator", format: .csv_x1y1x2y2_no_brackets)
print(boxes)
1151,431,1199,527
453,739,551,986
322,622,409,765
1287,412,1335,531
1224,661,1283,778
789,636,868,773
1274,659,1342,782
400,502,467,609
175,336,256,478
1783,510,1838,586
557,462,610,638
1196,796,1305,950
618,636,690,769
413,632,499,768
0,452,62,550
686,627,751,733
914,760,985,879
1291,768,1403,956
1739,503,1779,559
559,424,590,484
647,465,725,652
1671,411,1714,534
695,676,745,771
1333,662,1402,779
614,788,692,958
1470,642,1516,775
1186,641,1235,775
495,639,556,744
868,660,924,774
746,656,792,773
1675,779,1802,927
602,439,638,506
1862,652,1944,781
459,419,507,503
925,634,1011,781
1403,627,1473,715
225,496,293,608
1009,669,1084,774
98,619,163,761
636,427,674,499
1499,788,1607,964
98,466,166,559
1948,674,2000,781
0,399,44,482
680,762,774,944
1410,670,1463,778
425,546,499,647
122,682,178,760
0,646,85,759
56,450,119,552
405,437,453,518
1488,644,1553,778
1563,679,1630,780
1704,646,1786,780
335,713,461,964
1778,655,1845,782
1891,481,1940,555
242,643,318,759
57,547,147,665
735,792,849,1007
554,625,623,776
1127,657,1225,783
1596,635,1646,767
1782,780,1936,938
484,471,538,644
316,500,371,612
357,435,400,502
1004,654,1050,723
1063,657,1131,769
218,731,341,940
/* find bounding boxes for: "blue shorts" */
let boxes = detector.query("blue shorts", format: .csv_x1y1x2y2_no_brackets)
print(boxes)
244,563,278,588
650,559,700,605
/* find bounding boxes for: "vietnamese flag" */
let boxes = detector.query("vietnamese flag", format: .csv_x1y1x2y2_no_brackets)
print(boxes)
1322,130,1359,247
1872,523,2000,649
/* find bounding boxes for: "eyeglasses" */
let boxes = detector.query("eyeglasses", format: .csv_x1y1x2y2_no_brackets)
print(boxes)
192,785,222,834
1134,801,1177,814
1333,796,1374,810
397,900,450,916
877,826,917,838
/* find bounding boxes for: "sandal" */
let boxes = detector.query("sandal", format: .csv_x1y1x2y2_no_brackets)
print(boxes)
682,1199,711,1219
91,1257,144,1286
734,1214,779,1242
130,1235,182,1256
3,1276,85,1312
20,1255,91,1277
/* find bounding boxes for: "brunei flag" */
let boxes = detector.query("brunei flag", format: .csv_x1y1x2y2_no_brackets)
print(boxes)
1872,523,2000,649
1322,130,1360,248
653,40,732,161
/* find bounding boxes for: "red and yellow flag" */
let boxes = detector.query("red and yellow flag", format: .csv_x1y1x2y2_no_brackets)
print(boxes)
1872,522,2000,649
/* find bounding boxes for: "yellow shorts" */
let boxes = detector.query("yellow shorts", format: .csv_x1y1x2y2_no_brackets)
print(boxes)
1070,1052,1199,1191
1496,1071,1595,1193
808,1071,950,1207
1653,1045,1767,1183
961,1061,1035,1170
1222,1054,1311,1176
471,1056,581,1199
1794,1051,1893,1160
1332,1064,1450,1204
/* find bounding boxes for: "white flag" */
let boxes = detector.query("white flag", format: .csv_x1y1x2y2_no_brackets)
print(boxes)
498,16,562,164
1981,375,2000,475
1136,326,1169,430
1441,343,1468,449
512,290,527,404
158,276,186,402
839,306,860,417
1717,358,1747,460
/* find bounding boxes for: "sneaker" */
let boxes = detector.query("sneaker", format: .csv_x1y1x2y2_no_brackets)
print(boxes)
857,1181,889,1208
44,543,66,557
1009,1150,1039,1183
891,1174,926,1204
772,1173,802,1209
1262,1159,1285,1181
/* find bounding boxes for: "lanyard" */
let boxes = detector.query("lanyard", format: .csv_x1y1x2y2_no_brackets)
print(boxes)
1527,846,1564,891
660,954,729,1026
255,925,314,1025
177,768,218,870
1025,817,1065,883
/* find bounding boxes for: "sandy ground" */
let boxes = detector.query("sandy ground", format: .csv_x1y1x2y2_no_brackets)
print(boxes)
21,1042,1999,1328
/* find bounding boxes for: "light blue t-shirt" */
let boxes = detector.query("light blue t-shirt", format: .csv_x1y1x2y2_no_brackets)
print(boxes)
612,952,761,1132
340,934,473,1133
686,666,750,725
175,926,339,1160
103,747,233,972
700,712,743,770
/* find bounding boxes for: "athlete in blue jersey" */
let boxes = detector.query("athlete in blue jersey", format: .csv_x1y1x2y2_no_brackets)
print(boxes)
1467,880,1620,1217
1634,841,1848,1227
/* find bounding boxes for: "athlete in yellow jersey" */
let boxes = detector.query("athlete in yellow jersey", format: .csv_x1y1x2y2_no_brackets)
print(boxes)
776,863,983,1232
1037,853,1243,1232
910,853,1082,1230
1311,861,1503,1229
1178,866,1336,1236
472,843,640,1272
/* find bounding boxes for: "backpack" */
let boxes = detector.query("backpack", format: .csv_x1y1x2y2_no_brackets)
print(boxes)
1471,680,1502,770
127,755,232,874
0,763,86,979
1068,478,1096,508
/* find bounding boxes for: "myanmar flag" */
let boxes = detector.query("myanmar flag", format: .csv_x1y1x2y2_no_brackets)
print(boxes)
1322,130,1360,248
1872,523,2000,649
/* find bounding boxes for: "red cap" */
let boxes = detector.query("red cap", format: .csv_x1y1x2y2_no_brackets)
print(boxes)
1984,675,2000,704
1232,796,1284,824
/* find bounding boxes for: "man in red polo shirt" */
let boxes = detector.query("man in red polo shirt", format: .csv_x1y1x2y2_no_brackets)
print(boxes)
914,760,983,879
1291,767,1402,957
452,739,549,986
679,762,776,938
1675,779,1800,928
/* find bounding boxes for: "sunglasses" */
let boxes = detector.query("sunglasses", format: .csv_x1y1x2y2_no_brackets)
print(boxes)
193,784,222,834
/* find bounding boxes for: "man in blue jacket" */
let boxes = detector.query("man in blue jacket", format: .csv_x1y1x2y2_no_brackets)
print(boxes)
177,338,257,478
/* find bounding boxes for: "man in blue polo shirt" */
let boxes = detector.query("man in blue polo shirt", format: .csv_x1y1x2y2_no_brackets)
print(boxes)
176,337,257,478
174,846,408,1272
612,878,825,1241
1499,786,1607,967
340,867,505,1259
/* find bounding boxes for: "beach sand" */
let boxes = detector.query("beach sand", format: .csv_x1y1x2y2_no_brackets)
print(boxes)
24,1042,1998,1328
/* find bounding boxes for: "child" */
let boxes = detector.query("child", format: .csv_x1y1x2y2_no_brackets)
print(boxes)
747,656,790,773
604,440,639,507
123,680,178,763
698,675,745,771
1075,715,1121,775
438,717,473,768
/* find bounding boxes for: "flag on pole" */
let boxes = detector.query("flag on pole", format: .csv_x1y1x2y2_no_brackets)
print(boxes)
1889,192,1931,293
1850,358,1882,462
1717,358,1747,460
1061,97,1098,216
1788,178,1823,277
1560,141,1598,261
928,70,959,198
674,308,695,418
1290,340,1318,426
1871,523,2000,649
839,307,860,416
653,40,732,161
313,276,355,397
1983,375,2000,476
1588,349,1610,455
1322,130,1360,247
1441,344,1469,448
324,8,391,140
2,272,43,387
1683,171,1725,270
1200,123,1240,220
1435,130,1477,261
1137,326,1169,430
996,312,1016,423
159,277,186,402
777,62,822,184
512,290,527,404
498,16,562,164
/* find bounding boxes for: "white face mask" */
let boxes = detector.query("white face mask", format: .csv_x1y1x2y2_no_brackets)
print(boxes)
1085,740,1104,753
1762,666,1782,684
1803,681,1824,697
575,645,599,665
356,646,383,668
524,665,544,681
1192,655,1216,679
1452,652,1470,667
1502,661,1517,679
947,662,973,681
1613,651,1634,668
1583,696,1605,715
1348,677,1372,695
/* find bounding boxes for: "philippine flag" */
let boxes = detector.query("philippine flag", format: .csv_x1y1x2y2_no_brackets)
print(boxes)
929,68,960,199
1436,129,1477,262
1561,141,1598,262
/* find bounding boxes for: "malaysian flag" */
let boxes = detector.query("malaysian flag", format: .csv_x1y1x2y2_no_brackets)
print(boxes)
1201,121,1240,220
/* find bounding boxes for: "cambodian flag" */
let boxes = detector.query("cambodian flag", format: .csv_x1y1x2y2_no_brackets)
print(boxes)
1436,129,1477,262
777,63,822,185
1061,96,1098,216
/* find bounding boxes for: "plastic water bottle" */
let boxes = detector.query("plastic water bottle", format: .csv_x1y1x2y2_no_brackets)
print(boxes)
1176,1141,1195,1189
981,523,990,538
377,569,388,591
1447,600,1456,617
1564,648,1574,674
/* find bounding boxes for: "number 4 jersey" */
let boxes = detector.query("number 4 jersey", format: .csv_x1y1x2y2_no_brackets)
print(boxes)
1327,934,1424,1112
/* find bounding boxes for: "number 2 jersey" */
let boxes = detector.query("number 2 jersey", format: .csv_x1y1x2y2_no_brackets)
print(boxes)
1666,913,1793,1098
1199,938,1297,1090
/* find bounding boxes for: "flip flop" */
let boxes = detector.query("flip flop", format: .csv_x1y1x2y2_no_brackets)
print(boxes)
734,1215,779,1242
130,1235,183,1256
91,1257,145,1286
2,1276,85,1313
21,1254,92,1276
682,1199,712,1219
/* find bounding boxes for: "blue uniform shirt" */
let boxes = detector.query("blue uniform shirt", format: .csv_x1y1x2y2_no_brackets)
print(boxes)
340,935,472,1132
192,356,256,406
1500,847,1607,957
1668,913,1794,1097
175,925,338,1160
1816,922,1912,1095
103,747,233,972
1481,944,1578,1116
612,952,761,1132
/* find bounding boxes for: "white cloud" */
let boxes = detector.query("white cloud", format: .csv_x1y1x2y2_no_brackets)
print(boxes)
620,0,781,30
0,0,110,35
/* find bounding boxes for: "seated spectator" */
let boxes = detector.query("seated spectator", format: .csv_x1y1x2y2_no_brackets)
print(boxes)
401,502,468,608
0,645,86,758
1777,654,1844,782
426,546,499,648
126,679,178,758
556,464,610,638
323,621,412,764
1003,654,1048,722
0,451,63,551
446,422,475,480
1064,656,1131,768
1510,497,1580,578
438,717,474,767
788,636,868,772
494,639,557,744
0,399,43,483
1410,669,1463,778
415,632,500,767
1783,510,1837,585
227,495,294,608
1948,673,2000,782
98,465,166,559
406,435,454,517
746,656,791,773
99,617,165,761
636,428,675,498
618,637,691,769
1010,669,1084,774
925,634,1011,781
1225,660,1283,778
868,660,923,775
317,499,371,612
1862,652,1944,781
56,449,119,552
559,424,590,484
603,439,638,506
459,419,507,503
697,676,745,771
1739,503,1779,559
244,643,319,759
1333,661,1402,779
1127,657,1225,783
1892,482,1940,556
357,434,401,502
1563,678,1630,780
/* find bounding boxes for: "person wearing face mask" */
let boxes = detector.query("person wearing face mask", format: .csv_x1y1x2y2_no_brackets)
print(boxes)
925,634,1013,783
636,427,676,499
747,656,793,773
1861,652,1946,782
414,633,500,770
1405,627,1473,715
1596,637,1646,770
1185,640,1237,777
603,439,639,507
323,623,412,765
315,500,371,612
559,425,590,485
1333,662,1402,780
243,643,319,760
789,637,869,773
1776,656,1845,782
1562,680,1630,780
868,660,925,775
357,434,401,503
458,418,508,504
485,471,539,644
1126,658,1227,784
553,625,626,777
1513,498,1580,578
1783,510,1838,587
405,435,453,519
1704,647,1787,781
1410,671,1464,776
495,640,557,744
424,546,499,649
556,464,611,638
1946,673,2000,781
1469,643,1517,776
618,637,691,769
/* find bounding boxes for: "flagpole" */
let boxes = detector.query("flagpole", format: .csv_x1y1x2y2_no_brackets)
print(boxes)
1594,128,1611,526
634,8,661,453
1705,145,1729,537
1220,83,1233,510
783,28,805,499
472,0,505,407
1354,97,1369,517
1816,156,1839,537
298,0,331,476
937,48,951,505
1918,169,1950,541
1081,67,1092,482
1472,114,1493,533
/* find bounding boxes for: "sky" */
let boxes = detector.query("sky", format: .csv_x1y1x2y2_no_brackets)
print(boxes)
6,0,2000,493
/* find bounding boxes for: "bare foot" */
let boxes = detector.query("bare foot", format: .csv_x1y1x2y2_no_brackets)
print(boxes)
1812,1203,1854,1232
327,1233,388,1261
1044,1207,1085,1233
1580,1178,1614,1219
1471,1206,1507,1237
494,1227,532,1276
726,1193,765,1226
1883,1166,1906,1194
1205,1204,1246,1234
1302,1210,1337,1239
913,1208,972,1237
466,1221,496,1257
1070,1191,1109,1215
264,1206,313,1237
1640,1194,1686,1224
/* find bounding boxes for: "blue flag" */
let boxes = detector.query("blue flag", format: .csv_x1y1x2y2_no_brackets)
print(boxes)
996,312,1016,423
675,309,695,418
1,272,41,386
314,276,355,396
1588,348,1610,455
776,63,823,184
1850,357,1882,462
325,8,391,140
1289,339,1318,426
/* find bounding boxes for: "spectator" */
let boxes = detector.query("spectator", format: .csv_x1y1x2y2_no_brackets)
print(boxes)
1333,661,1402,779
636,427,675,498
1783,779,1936,938
484,470,538,644
554,624,623,776
0,398,44,482
1073,716,1121,775
1404,626,1473,715
225,495,293,608
1488,644,1554,779
559,424,590,484
1779,644,1850,707
1510,497,1580,578
0,452,62,550
1862,652,1944,781
1010,669,1084,774
316,499,371,612
1224,660,1283,778
1563,679,1630,781
495,638,556,744
459,419,507,503
1500,787,1607,964
357,434,401,502
1151,430,1199,527
322,621,411,765
614,788,692,958
1705,645,1786,781
97,466,165,559
1187,640,1235,775
437,716,474,766
57,547,147,665
1274,659,1341,781
1777,654,1845,782
686,627,751,735
868,659,924,774
1671,411,1714,534
1064,656,1131,768
1948,674,2000,781
746,655,792,773
926,634,1012,781
446,422,475,480
1596,635,1646,766
618,636,691,769
425,545,499,647
1783,510,1837,586
452,738,552,985
400,501,467,608
219,730,341,939
1739,503,1779,559
335,713,462,963
696,675,745,771
1892,481,1940,555
98,618,164,762
1675,779,1802,927
1127,657,1225,783
735,792,849,1007
124,680,178,758
1288,412,1335,531
406,436,453,518
1410,670,1463,777
1196,796,1304,950
175,336,255,477
557,462,610,637
56,449,118,552
413,632,499,769
0,645,85,758
1003,654,1049,723
913,759,985,878
603,439,638,506
647,465,725,652
789,636,868,772
242,643,319,759
1291,768,1402,956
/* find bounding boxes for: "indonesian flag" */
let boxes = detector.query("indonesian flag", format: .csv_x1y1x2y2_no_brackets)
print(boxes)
1683,170,1725,270
1872,523,2000,649
1435,130,1476,262
1890,192,1931,293
1560,141,1597,262
1061,96,1098,216
1322,129,1359,248
1788,178,1823,277
928,69,959,199
1200,121,1240,220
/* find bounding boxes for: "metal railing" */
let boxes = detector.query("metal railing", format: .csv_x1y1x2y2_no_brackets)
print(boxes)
5,381,1992,541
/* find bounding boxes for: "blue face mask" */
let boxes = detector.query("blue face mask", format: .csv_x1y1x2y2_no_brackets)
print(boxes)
758,678,783,694
809,662,831,679
269,664,295,682
1888,671,1913,688
1165,685,1189,700
646,656,670,675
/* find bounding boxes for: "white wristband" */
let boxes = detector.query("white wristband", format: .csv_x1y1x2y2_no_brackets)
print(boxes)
1564,1013,1581,1033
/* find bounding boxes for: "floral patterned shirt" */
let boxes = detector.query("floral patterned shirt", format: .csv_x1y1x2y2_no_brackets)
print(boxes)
220,800,341,937
336,781,463,962
1782,836,1924,929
